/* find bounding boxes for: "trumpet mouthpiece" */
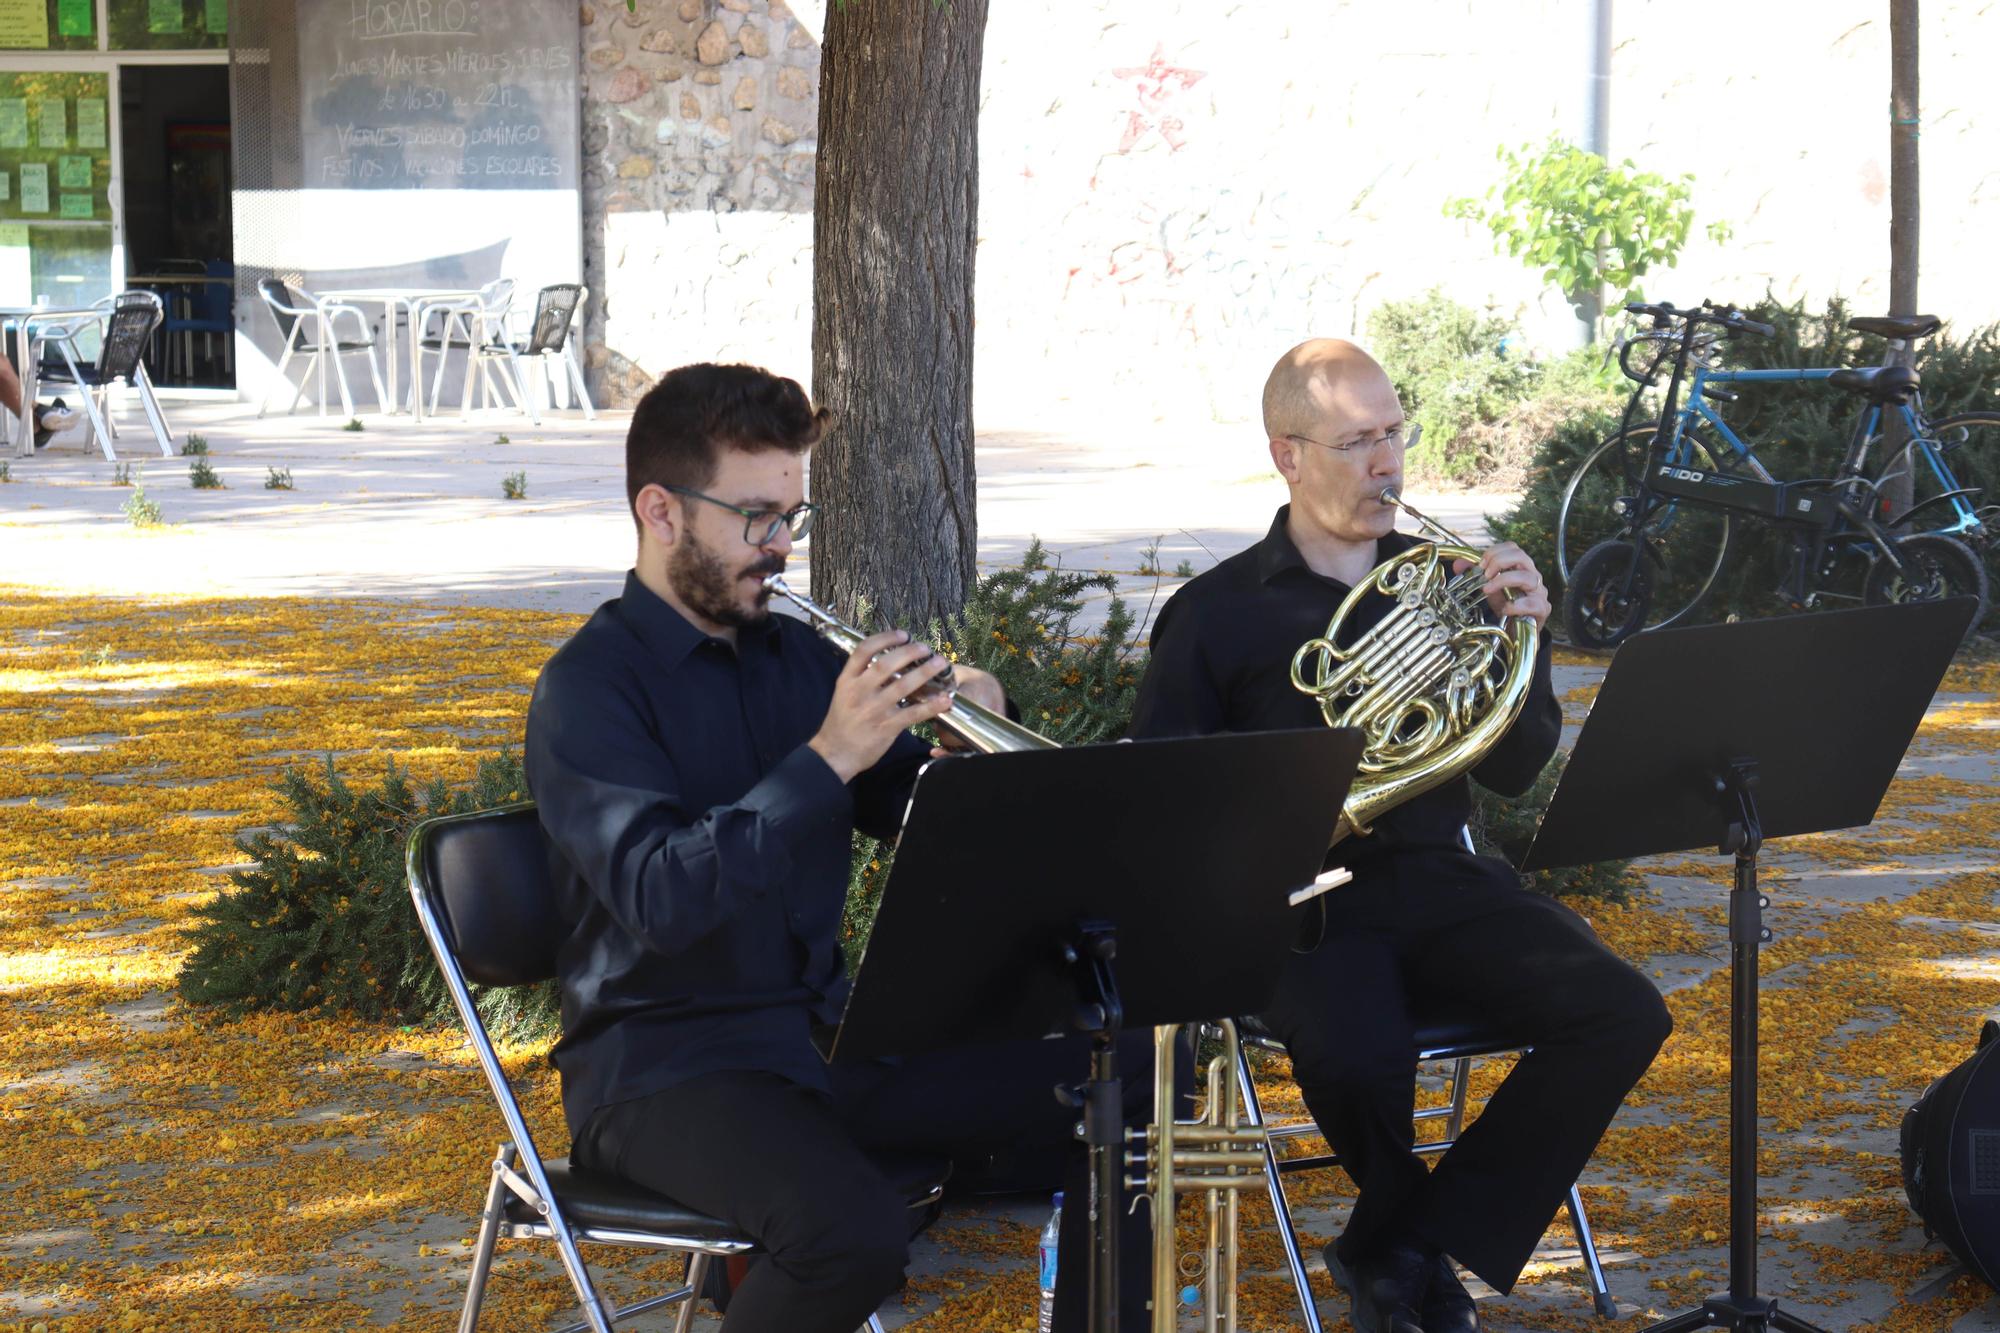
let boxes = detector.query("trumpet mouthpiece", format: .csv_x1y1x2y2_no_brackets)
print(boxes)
1377,487,1402,507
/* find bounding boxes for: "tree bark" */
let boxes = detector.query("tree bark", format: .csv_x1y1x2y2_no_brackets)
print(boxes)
810,0,991,630
1889,0,1920,317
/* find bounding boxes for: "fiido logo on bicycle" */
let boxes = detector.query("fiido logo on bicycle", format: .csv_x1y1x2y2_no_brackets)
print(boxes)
1654,464,1743,487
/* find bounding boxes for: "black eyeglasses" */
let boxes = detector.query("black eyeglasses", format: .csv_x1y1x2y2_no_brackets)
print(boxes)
664,486,818,545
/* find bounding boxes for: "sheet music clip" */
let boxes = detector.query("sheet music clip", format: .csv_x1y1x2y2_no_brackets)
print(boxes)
1287,866,1352,908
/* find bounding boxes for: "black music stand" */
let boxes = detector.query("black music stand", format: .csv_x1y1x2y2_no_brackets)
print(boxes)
831,727,1366,1333
1523,598,1975,1333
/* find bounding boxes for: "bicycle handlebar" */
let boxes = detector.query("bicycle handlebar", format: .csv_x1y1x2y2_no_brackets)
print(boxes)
1622,300,1773,338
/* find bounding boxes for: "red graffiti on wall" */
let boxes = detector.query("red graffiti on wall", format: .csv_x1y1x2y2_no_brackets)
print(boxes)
1111,45,1205,153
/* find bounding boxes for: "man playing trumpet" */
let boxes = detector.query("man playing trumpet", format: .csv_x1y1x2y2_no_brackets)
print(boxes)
525,362,1162,1331
1128,339,1671,1333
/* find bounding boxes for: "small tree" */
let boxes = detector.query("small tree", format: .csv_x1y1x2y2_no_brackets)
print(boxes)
1449,137,1728,333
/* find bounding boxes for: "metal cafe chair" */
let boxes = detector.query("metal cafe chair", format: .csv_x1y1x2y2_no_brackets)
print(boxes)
499,282,597,424
416,277,525,419
1223,831,1618,1331
35,291,175,461
255,277,388,419
406,804,950,1333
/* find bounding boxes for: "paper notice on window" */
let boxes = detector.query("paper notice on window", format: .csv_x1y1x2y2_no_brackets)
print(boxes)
0,100,27,150
0,172,11,202
57,0,91,36
0,0,50,48
20,162,48,213
75,98,105,150
37,97,64,149
58,192,91,219
57,155,90,190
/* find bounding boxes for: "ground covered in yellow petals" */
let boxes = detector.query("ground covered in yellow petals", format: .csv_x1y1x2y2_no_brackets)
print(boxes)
2,590,1996,1331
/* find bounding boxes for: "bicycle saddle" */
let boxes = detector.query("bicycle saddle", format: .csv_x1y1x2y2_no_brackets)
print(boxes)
1829,363,1920,404
1848,315,1941,340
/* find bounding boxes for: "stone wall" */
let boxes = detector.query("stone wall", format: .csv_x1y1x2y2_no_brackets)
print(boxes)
578,0,2000,424
578,0,820,405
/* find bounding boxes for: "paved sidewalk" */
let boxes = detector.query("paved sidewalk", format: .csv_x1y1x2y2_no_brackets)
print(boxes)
0,402,1510,631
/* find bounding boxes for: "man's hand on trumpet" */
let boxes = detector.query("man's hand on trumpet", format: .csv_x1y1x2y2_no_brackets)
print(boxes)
808,630,954,782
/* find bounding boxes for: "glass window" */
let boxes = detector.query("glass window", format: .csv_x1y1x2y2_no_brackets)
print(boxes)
110,0,228,51
0,0,100,52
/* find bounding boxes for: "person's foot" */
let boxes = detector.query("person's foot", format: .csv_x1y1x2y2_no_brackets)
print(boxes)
1423,1255,1484,1332
1323,1238,1428,1333
35,401,76,445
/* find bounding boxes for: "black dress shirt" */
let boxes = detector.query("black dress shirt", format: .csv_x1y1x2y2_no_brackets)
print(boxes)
525,571,930,1136
1128,506,1558,880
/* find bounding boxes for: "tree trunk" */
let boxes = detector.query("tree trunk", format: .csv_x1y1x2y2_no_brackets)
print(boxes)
810,0,991,631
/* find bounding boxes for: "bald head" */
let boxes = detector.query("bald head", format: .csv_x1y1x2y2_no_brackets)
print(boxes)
1260,339,1392,442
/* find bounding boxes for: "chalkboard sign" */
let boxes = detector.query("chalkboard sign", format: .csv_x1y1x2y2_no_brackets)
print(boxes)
300,0,578,191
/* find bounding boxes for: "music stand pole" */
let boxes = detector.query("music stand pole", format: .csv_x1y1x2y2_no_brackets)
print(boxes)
1060,922,1126,1333
1645,764,1828,1333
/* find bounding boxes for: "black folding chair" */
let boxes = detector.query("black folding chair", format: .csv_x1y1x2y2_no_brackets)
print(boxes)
406,803,949,1333
255,277,387,418
1224,829,1618,1330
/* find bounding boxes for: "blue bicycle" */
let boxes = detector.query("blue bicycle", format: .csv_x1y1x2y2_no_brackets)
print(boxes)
1558,301,1992,649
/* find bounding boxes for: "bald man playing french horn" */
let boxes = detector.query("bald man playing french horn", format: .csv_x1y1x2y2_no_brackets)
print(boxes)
1128,340,1671,1333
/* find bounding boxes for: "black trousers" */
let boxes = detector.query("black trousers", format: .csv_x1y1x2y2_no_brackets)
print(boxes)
573,1031,1160,1333
1260,854,1672,1292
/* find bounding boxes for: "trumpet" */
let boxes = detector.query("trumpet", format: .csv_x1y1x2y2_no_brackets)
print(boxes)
764,572,1266,1329
760,574,1056,753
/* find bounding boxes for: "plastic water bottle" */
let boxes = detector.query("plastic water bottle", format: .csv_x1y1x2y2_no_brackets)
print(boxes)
1036,1191,1063,1332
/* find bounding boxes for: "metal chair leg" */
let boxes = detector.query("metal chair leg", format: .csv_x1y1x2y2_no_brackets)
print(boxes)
1566,1184,1617,1318
1237,1038,1326,1333
566,344,597,418
863,1316,888,1333
1445,1056,1473,1140
457,1151,511,1333
672,1254,707,1333
133,365,174,456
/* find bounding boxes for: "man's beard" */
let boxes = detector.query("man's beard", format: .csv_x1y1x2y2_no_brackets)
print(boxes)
668,528,785,629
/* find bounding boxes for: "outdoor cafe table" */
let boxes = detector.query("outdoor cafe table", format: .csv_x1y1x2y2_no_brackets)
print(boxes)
1,304,104,458
320,287,485,421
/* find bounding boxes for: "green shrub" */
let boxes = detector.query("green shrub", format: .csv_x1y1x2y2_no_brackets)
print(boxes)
1472,753,1636,903
265,466,294,491
177,752,557,1037
1492,294,2000,627
1367,291,1623,488
189,458,223,489
842,542,1148,968
502,470,528,500
179,434,208,457
1369,289,1532,482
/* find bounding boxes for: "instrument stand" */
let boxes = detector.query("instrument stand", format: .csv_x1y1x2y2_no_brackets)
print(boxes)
823,728,1366,1333
1060,922,1127,1333
1522,600,1975,1333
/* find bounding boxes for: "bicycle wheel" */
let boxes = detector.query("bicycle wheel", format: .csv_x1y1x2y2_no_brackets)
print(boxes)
1913,411,2000,543
1555,422,1735,630
1562,537,1655,651
1862,533,1990,637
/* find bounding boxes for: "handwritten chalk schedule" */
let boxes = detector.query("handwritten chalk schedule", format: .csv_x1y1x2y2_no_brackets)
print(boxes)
302,0,578,191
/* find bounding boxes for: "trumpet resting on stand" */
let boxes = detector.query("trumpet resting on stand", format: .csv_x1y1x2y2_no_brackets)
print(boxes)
1126,1021,1269,1333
